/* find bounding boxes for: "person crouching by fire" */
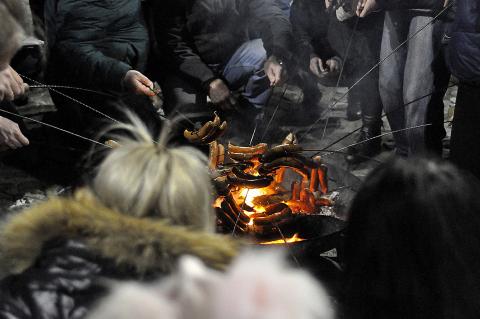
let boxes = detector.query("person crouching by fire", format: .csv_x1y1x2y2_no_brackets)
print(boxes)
42,0,162,178
0,114,240,318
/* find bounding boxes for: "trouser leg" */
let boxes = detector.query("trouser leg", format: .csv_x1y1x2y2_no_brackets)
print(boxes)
353,13,384,129
403,15,447,155
222,39,271,109
379,11,409,156
450,83,480,180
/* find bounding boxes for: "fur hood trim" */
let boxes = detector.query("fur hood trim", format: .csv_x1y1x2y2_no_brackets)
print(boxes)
0,189,240,278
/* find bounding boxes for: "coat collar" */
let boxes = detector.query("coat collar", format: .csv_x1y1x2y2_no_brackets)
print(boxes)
0,189,239,279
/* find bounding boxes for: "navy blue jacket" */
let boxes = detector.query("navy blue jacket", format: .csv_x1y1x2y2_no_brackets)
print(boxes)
448,0,480,83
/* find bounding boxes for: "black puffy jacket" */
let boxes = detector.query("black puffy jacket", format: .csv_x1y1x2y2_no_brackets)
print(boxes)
290,0,337,67
44,0,149,92
0,189,239,319
447,0,480,83
152,0,293,88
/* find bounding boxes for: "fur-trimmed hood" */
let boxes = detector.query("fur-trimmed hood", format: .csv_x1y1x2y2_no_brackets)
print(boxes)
0,189,240,279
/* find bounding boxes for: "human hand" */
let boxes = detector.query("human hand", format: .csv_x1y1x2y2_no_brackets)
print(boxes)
123,70,156,96
356,0,378,17
208,79,233,111
309,56,328,78
0,65,26,102
325,0,333,9
0,116,29,149
264,56,287,87
326,58,341,73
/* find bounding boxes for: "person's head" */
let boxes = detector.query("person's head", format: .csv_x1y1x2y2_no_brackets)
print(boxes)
92,114,215,232
0,0,27,68
344,157,480,319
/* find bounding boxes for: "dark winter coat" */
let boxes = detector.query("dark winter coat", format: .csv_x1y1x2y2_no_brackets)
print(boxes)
152,0,293,88
0,189,239,319
44,0,150,92
290,0,337,67
447,0,480,83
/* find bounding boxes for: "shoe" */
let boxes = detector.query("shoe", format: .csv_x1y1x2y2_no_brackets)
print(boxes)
345,116,382,164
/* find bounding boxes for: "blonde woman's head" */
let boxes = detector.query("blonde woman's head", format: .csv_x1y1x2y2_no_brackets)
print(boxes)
92,113,215,232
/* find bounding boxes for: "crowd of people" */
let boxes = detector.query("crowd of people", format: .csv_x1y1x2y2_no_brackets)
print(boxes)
0,0,479,174
0,0,480,318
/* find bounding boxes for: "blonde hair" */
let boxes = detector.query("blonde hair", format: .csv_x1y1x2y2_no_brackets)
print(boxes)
92,113,215,232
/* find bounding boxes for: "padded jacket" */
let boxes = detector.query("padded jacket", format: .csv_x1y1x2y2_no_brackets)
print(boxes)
44,0,149,92
447,0,480,83
152,0,293,88
0,189,239,319
290,0,337,67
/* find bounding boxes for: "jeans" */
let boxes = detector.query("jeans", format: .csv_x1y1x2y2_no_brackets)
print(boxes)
161,39,271,116
379,11,450,156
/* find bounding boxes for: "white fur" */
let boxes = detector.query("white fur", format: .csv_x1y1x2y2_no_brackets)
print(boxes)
88,250,335,319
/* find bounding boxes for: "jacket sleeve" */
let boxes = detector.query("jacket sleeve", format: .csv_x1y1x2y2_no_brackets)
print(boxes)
290,0,337,66
153,1,216,88
247,0,294,63
48,0,132,91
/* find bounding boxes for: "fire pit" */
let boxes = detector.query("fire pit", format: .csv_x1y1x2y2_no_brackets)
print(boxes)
210,133,356,244
183,113,359,246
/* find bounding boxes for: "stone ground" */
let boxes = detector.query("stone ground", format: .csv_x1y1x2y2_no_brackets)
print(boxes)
0,82,458,214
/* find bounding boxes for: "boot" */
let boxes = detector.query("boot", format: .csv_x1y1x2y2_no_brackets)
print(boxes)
346,115,382,164
346,93,362,121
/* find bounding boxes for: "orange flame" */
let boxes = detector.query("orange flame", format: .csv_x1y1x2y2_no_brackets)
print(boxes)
260,233,305,245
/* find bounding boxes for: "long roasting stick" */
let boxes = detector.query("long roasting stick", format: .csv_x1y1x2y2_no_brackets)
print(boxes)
311,82,458,157
19,73,120,123
298,3,454,142
0,108,111,148
319,16,360,143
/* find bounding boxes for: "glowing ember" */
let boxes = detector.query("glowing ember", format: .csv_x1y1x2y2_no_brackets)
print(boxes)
240,188,269,208
260,233,305,245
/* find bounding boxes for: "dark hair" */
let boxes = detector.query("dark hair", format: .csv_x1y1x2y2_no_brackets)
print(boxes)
344,157,480,319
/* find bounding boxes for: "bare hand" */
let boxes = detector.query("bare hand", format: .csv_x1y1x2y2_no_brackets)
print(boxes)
208,79,233,111
0,65,26,102
356,0,378,17
326,58,341,73
0,116,29,149
309,56,328,78
123,70,156,96
264,56,287,87
325,0,333,9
